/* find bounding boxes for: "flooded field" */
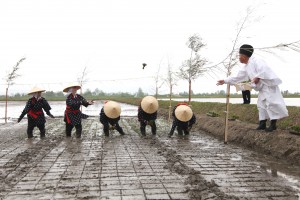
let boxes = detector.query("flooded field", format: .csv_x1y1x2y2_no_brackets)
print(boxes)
0,101,137,123
0,116,299,199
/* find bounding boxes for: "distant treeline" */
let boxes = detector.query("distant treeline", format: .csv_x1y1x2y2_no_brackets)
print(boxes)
1,88,299,101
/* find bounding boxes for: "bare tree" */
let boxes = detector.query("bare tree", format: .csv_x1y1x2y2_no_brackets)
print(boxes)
154,59,165,99
178,34,207,104
165,59,177,123
4,58,26,123
77,66,88,111
77,66,88,93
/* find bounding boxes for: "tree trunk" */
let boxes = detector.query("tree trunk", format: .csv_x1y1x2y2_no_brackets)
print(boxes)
224,84,230,144
155,86,158,99
188,79,192,104
5,87,8,123
168,85,172,123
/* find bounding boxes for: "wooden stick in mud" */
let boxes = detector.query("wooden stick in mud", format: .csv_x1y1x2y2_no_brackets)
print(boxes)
224,84,231,144
5,88,8,123
168,85,172,123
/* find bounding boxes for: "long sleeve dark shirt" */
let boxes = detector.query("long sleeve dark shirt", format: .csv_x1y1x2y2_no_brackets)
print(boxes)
137,106,157,122
19,97,52,125
64,94,90,125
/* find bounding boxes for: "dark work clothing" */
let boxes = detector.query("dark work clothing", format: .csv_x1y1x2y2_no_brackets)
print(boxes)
66,123,82,138
138,106,157,122
242,90,251,104
64,94,90,125
19,97,52,138
19,97,52,125
27,121,45,138
100,108,124,136
169,105,196,136
138,106,157,135
140,120,157,135
64,94,90,137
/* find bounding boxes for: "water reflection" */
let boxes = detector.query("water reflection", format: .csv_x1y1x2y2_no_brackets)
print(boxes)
260,165,300,195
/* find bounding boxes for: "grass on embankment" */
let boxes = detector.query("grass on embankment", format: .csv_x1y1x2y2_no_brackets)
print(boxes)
2,96,299,130
103,97,300,131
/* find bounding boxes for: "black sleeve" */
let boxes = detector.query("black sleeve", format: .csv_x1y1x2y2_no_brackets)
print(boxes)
19,99,31,119
42,98,52,115
170,120,177,133
137,106,143,122
150,111,157,120
189,114,196,126
80,95,90,107
100,108,107,123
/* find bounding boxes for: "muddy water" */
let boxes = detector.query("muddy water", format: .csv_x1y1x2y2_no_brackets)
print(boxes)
155,119,300,199
0,115,299,198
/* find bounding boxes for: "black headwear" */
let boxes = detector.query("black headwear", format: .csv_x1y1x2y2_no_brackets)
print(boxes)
239,44,254,57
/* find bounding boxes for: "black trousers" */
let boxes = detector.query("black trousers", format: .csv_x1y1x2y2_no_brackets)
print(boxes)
102,122,124,135
27,122,45,138
242,90,251,104
140,121,156,135
66,123,82,137
177,126,189,135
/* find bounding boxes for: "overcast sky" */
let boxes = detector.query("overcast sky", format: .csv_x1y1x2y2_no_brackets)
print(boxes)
1,0,300,95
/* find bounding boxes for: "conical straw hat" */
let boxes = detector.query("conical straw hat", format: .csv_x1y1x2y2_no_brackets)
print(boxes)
141,96,159,114
28,87,46,95
104,101,121,119
175,105,193,122
63,83,81,92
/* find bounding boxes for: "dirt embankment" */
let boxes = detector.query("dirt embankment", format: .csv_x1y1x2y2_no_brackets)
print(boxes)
159,109,300,167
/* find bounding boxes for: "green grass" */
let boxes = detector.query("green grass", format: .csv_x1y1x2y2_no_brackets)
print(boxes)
290,125,300,132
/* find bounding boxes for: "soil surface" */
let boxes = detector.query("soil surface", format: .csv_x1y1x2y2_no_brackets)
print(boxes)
0,116,299,199
190,112,300,167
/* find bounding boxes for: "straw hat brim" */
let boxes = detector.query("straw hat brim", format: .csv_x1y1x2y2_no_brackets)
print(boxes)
175,105,193,122
63,84,81,92
28,87,46,95
104,101,121,119
141,96,159,114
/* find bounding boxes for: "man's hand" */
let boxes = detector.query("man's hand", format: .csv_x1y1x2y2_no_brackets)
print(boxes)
49,114,55,118
216,80,225,86
252,77,260,84
17,117,22,123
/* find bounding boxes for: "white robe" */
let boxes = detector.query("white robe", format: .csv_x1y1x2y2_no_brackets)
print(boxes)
224,56,288,120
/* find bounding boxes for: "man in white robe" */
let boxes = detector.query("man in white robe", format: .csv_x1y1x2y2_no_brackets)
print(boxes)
217,44,288,132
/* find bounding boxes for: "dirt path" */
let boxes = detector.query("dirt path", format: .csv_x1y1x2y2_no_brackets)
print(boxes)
0,118,299,199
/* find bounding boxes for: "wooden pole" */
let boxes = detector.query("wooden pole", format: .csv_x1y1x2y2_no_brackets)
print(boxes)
5,87,8,123
168,85,172,123
224,84,230,144
188,79,191,104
